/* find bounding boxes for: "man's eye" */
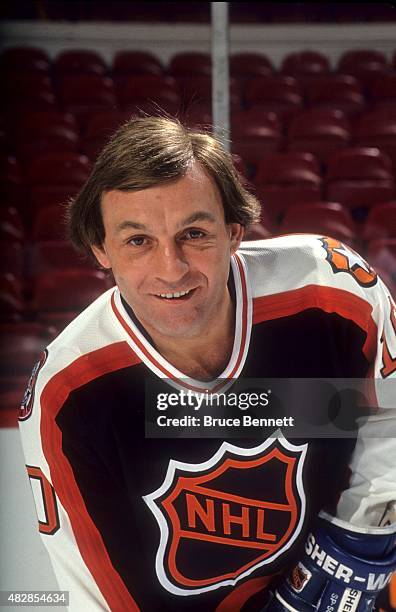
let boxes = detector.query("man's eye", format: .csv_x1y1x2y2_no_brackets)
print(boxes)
128,236,147,247
184,229,205,240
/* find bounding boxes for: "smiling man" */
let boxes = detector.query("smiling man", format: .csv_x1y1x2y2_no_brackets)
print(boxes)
91,163,244,379
19,117,396,611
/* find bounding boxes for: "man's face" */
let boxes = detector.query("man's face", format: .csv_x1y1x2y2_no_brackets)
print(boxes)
92,162,243,340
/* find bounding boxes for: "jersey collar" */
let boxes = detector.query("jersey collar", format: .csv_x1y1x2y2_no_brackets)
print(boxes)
110,252,252,393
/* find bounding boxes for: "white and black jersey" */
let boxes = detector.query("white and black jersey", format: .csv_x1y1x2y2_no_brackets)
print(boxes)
19,235,396,611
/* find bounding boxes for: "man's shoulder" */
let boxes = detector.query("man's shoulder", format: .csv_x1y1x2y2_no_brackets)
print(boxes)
238,234,380,305
38,287,138,391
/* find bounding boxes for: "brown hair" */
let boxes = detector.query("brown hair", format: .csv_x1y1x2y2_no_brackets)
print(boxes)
67,116,261,257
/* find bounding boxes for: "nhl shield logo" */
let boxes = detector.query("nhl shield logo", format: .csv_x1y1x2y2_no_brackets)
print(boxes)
143,436,307,596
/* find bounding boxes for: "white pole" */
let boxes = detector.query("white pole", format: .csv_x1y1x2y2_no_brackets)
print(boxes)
211,2,230,151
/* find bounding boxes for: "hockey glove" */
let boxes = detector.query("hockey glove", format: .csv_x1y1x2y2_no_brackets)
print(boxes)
265,513,396,611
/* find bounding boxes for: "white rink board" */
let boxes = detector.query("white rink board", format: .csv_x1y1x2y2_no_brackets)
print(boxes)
0,428,59,612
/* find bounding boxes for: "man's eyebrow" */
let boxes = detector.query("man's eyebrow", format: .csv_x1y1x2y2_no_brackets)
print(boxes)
180,211,217,226
116,220,148,233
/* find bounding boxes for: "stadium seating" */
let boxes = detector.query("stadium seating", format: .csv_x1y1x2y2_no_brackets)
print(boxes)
32,269,112,329
118,75,181,115
0,155,26,206
81,110,132,159
112,51,164,79
324,147,395,214
57,74,117,126
0,241,24,277
337,50,389,91
0,273,24,322
0,47,51,76
168,52,212,76
367,238,396,289
2,74,57,116
281,50,330,90
0,206,25,242
305,74,365,117
254,152,322,222
13,111,79,162
287,109,351,164
277,201,358,247
231,110,283,176
0,321,55,391
369,73,396,110
354,108,396,169
362,201,396,240
244,76,303,123
54,50,107,76
230,53,274,79
28,241,95,279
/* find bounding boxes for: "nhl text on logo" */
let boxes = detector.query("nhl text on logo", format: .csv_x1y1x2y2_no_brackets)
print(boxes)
144,437,307,595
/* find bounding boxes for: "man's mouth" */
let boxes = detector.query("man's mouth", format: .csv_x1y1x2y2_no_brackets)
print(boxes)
153,288,196,300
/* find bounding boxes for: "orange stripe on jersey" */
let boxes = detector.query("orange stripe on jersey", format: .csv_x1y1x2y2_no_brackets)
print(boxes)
252,285,377,361
40,341,141,612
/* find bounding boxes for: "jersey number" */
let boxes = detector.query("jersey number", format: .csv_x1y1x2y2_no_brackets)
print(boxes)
26,466,60,535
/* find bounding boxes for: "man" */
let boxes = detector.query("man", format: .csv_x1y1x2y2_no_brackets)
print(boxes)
19,117,396,611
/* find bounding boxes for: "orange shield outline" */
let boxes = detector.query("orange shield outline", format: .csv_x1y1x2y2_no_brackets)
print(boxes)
144,437,307,595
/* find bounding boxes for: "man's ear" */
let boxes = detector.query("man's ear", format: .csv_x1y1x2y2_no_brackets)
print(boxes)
229,223,244,254
91,244,112,269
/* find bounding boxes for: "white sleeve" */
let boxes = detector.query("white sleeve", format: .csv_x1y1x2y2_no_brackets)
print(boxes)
336,277,396,528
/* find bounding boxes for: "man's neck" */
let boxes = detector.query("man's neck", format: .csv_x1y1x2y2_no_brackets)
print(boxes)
121,291,236,381
151,294,235,380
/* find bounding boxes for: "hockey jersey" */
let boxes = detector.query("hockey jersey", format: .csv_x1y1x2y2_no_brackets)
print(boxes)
19,235,396,611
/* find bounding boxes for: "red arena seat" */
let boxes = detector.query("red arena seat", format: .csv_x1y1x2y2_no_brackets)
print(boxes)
278,201,357,246
254,152,322,222
58,75,117,126
367,238,396,282
112,51,164,79
325,147,395,212
306,74,366,117
0,273,24,322
81,110,132,159
287,109,351,164
168,52,211,77
354,109,396,170
0,241,24,277
117,75,182,115
0,322,54,379
27,153,90,215
231,110,283,176
13,111,79,161
2,74,56,115
177,75,240,111
27,152,91,187
54,50,107,76
0,155,26,207
362,201,396,241
369,73,396,110
245,76,304,124
337,50,389,91
28,241,95,279
0,206,25,242
281,50,330,90
230,53,274,79
0,47,50,76
32,269,113,328
32,206,68,241
282,50,330,75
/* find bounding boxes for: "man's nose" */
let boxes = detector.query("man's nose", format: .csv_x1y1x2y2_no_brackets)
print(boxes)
154,242,189,285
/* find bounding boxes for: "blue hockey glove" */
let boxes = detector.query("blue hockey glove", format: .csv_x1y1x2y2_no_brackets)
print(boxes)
265,513,396,611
